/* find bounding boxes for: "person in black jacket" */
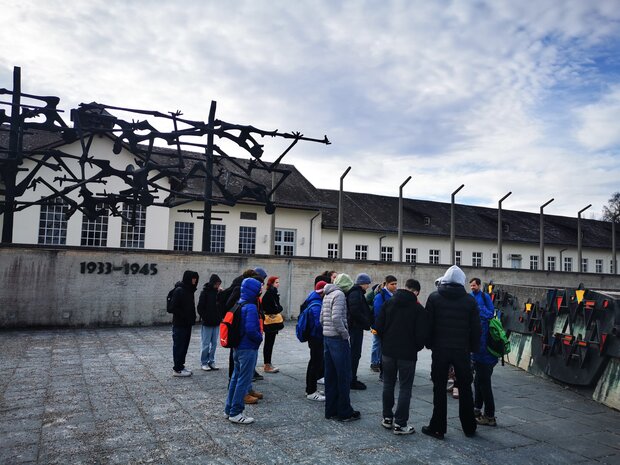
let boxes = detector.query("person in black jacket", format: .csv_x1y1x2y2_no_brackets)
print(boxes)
261,276,284,373
346,273,373,390
422,265,481,440
170,270,199,377
375,279,426,435
197,274,222,371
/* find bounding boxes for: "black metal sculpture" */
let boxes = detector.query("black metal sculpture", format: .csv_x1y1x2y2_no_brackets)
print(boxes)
0,67,330,250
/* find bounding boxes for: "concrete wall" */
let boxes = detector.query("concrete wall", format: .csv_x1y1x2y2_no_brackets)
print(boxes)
2,244,620,328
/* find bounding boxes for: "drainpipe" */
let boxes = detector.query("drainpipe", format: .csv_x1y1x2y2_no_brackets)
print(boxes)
308,211,320,257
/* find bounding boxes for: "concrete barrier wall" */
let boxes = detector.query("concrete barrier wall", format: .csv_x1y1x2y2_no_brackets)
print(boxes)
2,244,620,328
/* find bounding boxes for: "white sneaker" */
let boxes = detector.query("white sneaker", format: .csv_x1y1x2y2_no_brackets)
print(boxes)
317,377,325,385
228,413,254,424
306,391,326,402
173,369,192,377
201,365,212,371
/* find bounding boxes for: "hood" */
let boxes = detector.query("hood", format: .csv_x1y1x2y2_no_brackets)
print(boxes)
182,270,199,288
323,283,341,295
306,290,323,303
240,277,262,302
203,273,222,290
334,273,354,293
440,265,466,287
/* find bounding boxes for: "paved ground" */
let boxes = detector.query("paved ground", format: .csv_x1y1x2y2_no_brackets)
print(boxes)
1,325,619,465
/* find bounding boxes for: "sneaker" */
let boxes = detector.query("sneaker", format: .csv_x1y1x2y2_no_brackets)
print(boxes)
228,413,254,424
338,410,361,422
476,415,497,426
201,365,212,371
350,380,367,390
421,426,444,440
452,387,459,399
446,379,455,391
248,389,264,400
172,369,192,377
306,391,326,402
263,364,280,373
393,424,416,435
208,363,219,371
474,408,482,419
253,371,264,381
243,394,258,404
317,377,325,385
370,364,380,372
381,417,393,429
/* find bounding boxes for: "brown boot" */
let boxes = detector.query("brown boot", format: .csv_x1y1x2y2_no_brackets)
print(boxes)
244,394,258,404
248,389,264,399
263,363,280,373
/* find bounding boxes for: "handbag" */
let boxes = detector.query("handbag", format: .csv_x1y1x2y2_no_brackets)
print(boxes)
264,313,284,325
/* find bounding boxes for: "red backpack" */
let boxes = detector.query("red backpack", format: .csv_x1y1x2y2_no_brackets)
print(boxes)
220,303,246,348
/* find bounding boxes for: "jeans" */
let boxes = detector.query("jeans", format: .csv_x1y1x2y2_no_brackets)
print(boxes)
382,355,416,427
263,331,277,365
371,333,382,366
172,325,192,372
324,336,353,419
473,361,495,417
349,328,364,382
428,348,476,435
200,325,219,366
225,349,258,417
306,337,324,394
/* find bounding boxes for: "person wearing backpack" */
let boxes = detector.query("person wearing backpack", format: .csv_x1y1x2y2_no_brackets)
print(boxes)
303,280,327,401
197,274,222,371
224,277,264,424
170,270,199,377
469,277,498,427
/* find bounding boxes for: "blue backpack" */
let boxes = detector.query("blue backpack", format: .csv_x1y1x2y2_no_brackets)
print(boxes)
296,306,312,342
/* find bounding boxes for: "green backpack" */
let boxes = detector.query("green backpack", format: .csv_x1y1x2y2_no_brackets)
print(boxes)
487,316,511,364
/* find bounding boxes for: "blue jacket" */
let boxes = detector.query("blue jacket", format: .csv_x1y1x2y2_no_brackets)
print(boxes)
238,278,263,350
373,288,392,327
471,290,497,365
304,290,324,340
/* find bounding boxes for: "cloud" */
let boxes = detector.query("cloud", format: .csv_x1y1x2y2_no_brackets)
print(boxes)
575,85,620,150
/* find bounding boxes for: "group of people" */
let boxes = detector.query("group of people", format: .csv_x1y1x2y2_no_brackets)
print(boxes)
167,264,500,437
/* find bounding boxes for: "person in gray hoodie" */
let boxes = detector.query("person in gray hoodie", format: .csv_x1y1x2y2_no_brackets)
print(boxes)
320,273,360,422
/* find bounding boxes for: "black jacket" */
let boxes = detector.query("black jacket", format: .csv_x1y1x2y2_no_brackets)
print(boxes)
375,289,427,361
346,285,372,330
261,286,283,315
424,283,481,352
171,270,199,327
197,274,222,326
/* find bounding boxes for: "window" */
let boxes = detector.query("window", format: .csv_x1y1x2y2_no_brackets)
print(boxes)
455,250,462,266
529,255,539,271
38,198,69,245
275,228,296,256
211,224,226,253
429,249,440,264
492,252,498,268
355,244,368,261
240,212,257,220
327,243,338,259
381,246,393,262
80,205,108,247
238,226,256,254
120,203,146,248
563,257,573,272
547,256,556,271
405,247,417,263
472,252,482,267
510,256,521,269
173,222,194,251
595,259,603,273
581,258,588,273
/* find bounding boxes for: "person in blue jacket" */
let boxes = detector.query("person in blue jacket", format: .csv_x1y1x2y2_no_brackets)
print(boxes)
225,277,263,425
469,277,498,427
304,280,327,401
371,275,398,379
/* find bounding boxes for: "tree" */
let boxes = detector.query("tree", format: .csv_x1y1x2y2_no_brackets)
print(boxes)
602,192,620,222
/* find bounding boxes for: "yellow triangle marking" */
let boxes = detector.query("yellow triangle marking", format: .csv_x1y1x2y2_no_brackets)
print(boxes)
575,290,585,304
525,303,532,312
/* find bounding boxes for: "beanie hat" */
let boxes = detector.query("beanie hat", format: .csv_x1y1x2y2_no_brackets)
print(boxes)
440,265,466,287
254,267,267,280
355,273,372,285
315,280,328,293
334,273,354,293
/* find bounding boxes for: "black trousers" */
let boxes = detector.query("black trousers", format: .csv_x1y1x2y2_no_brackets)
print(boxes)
428,348,476,435
349,328,364,382
306,337,324,394
263,331,277,365
473,361,495,417
172,325,192,372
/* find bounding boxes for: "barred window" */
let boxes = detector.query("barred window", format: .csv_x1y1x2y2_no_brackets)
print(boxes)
38,198,69,245
211,224,226,253
174,222,194,251
275,228,296,256
238,226,256,254
472,252,482,267
405,248,417,263
381,246,393,262
355,244,368,260
327,243,338,259
81,205,108,247
429,249,440,265
120,203,146,249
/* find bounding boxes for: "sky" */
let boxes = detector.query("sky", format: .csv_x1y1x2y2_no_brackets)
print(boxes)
1,0,619,219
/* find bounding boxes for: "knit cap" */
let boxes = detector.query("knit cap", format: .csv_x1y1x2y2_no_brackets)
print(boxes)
254,267,267,280
334,273,354,293
315,280,328,293
355,273,372,285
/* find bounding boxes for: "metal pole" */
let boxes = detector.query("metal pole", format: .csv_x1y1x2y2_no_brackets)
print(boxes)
338,166,351,260
201,100,216,252
450,184,465,265
2,66,21,244
269,171,276,255
539,198,554,270
398,176,412,262
613,217,618,275
577,204,592,272
497,192,512,269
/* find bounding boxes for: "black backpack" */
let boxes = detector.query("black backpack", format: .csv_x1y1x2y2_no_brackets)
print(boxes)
166,287,177,313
